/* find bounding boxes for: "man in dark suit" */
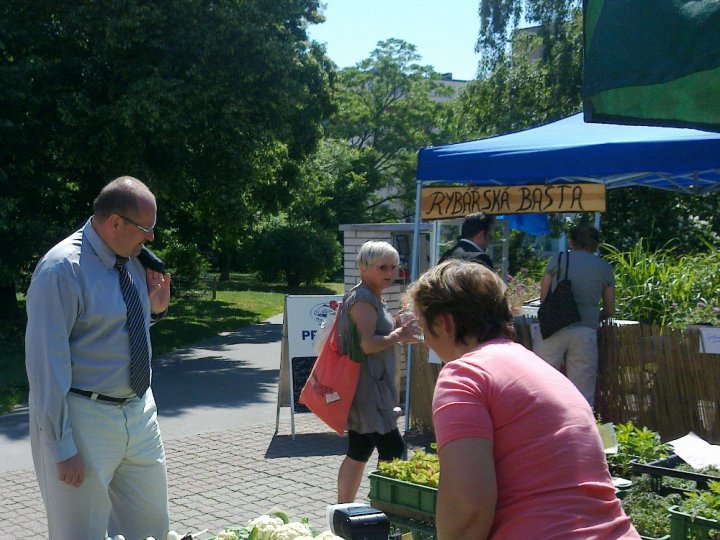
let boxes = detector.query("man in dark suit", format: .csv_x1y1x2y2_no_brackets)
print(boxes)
438,212,495,269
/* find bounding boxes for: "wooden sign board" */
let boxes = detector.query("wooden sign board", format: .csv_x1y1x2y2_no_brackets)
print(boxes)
421,183,606,220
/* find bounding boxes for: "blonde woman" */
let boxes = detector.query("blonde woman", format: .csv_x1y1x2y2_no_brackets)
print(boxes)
335,241,419,503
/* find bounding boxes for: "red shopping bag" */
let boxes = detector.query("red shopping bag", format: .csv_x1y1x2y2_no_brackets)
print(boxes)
299,316,361,435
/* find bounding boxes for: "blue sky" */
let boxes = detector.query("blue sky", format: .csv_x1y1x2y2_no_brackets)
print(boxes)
307,0,482,81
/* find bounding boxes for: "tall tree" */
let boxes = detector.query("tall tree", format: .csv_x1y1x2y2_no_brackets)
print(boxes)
324,39,454,222
287,138,371,231
0,0,335,311
450,2,582,141
476,0,581,76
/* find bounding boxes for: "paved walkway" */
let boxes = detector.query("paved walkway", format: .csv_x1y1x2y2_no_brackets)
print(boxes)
0,315,425,539
0,414,365,539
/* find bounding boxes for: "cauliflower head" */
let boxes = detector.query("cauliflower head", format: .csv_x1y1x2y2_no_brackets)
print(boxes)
314,532,344,540
215,530,239,540
268,521,313,540
247,514,285,540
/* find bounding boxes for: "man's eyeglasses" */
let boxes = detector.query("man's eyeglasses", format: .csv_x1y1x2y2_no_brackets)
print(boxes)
118,214,155,234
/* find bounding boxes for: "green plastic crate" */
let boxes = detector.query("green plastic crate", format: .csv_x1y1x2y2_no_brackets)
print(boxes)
368,472,437,522
669,505,720,539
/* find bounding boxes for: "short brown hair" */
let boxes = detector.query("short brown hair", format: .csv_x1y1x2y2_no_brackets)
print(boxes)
570,225,600,251
406,259,515,345
461,212,495,239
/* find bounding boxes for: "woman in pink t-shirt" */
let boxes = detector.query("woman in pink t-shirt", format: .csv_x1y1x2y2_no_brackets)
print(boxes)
406,260,639,540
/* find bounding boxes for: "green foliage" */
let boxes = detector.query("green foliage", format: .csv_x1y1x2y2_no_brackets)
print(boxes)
604,241,720,327
378,449,440,488
0,0,334,296
604,188,720,255
679,480,720,523
476,0,581,75
621,475,681,538
287,138,370,234
507,230,547,279
0,337,27,414
606,421,669,478
324,39,455,221
249,220,341,288
506,267,541,314
154,229,209,289
452,3,582,141
665,464,720,493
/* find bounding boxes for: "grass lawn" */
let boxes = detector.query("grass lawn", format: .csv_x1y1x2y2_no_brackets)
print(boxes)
0,273,343,414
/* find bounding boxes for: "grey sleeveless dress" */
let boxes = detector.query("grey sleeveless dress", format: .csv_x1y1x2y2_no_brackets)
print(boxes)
336,282,399,434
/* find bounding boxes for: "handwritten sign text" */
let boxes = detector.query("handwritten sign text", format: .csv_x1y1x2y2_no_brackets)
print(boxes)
421,184,606,220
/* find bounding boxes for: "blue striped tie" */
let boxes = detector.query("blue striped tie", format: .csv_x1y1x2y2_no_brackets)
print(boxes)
115,256,150,397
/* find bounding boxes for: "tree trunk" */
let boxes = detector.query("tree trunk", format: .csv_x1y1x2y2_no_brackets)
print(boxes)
0,280,19,332
219,252,231,282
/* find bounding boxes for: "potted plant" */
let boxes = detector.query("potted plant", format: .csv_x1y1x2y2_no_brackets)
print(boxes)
668,480,720,539
606,421,670,478
369,449,439,523
620,475,681,539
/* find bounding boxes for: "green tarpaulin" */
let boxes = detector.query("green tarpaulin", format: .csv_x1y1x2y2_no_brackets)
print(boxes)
583,0,720,132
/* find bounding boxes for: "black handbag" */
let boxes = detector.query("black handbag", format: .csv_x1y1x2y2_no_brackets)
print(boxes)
537,251,581,339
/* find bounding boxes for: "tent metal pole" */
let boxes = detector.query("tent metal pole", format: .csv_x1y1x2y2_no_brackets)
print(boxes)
404,178,423,434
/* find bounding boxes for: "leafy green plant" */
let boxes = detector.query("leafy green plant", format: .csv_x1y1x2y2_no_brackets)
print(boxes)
378,449,440,488
621,476,681,538
154,227,210,291
679,481,720,522
606,421,669,478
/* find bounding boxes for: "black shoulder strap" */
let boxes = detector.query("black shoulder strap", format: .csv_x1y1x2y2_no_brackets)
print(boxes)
564,249,571,280
555,251,562,288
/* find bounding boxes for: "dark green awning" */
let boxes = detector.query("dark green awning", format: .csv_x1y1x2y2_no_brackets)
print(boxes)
583,0,720,132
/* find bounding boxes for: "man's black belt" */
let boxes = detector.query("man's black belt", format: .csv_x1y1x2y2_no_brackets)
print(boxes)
69,388,135,406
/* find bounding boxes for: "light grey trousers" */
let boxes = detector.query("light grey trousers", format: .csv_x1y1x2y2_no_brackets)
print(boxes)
30,389,169,540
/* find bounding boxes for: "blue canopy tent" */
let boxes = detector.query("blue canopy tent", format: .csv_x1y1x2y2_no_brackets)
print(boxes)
416,113,720,193
404,113,720,431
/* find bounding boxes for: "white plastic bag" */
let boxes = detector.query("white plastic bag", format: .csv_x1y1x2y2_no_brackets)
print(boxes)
314,311,337,354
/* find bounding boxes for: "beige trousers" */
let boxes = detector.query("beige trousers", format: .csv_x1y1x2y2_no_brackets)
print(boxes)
533,325,599,406
30,389,169,540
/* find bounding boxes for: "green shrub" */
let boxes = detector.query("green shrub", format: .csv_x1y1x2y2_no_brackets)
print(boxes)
250,221,341,287
154,228,209,289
